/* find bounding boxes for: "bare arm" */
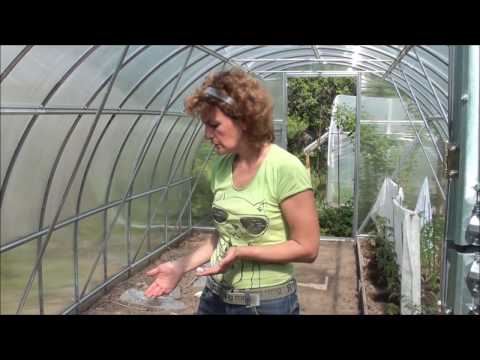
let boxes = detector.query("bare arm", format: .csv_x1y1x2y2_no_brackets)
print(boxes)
144,232,218,297
174,232,218,272
239,189,320,263
197,190,320,276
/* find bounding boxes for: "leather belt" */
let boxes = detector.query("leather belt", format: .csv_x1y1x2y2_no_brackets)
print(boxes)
205,277,297,307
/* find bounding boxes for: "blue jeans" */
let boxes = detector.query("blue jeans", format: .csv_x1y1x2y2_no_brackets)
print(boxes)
196,286,300,315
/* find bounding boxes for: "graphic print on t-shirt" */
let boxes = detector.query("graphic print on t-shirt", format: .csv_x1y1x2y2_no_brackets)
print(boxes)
211,192,269,287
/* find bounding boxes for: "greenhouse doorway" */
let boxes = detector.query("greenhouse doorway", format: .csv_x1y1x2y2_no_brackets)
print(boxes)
284,72,359,239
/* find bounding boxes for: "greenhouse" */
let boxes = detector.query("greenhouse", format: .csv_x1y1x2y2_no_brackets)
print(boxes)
0,45,478,315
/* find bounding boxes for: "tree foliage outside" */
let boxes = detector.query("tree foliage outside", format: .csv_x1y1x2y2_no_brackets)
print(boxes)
287,77,356,237
287,77,356,157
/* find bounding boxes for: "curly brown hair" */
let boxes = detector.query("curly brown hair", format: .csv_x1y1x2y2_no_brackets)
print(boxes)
184,67,274,151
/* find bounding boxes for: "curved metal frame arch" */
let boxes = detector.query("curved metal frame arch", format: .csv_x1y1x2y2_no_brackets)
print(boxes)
16,45,130,314
0,45,99,207
71,46,192,302
258,59,441,120
0,45,34,83
78,47,196,299
262,54,445,123
243,46,447,121
18,46,150,314
0,44,454,314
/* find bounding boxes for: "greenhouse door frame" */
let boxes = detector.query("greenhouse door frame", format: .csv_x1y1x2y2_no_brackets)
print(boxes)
283,72,362,239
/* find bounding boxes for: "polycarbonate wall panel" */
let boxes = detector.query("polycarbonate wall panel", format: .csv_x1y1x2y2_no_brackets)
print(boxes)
162,117,197,183
131,115,183,195
121,48,190,111
356,74,446,230
147,190,168,249
45,46,124,107
108,115,163,200
356,88,411,227
105,46,184,110
181,125,204,179
41,224,75,314
1,44,453,313
78,114,138,214
262,74,287,148
393,126,443,209
1,46,26,73
106,205,129,278
0,241,40,314
147,117,192,189
129,197,151,262
168,61,228,114
0,114,30,183
166,181,191,240
326,96,356,206
191,139,219,227
43,115,109,227
77,211,109,296
168,50,221,112
1,46,90,106
263,75,284,119
1,114,80,245
390,98,446,210
169,120,200,182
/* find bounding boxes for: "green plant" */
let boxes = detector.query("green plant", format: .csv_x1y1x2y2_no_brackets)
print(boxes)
317,200,353,237
370,217,401,310
287,77,356,159
335,104,401,220
419,215,444,314
190,141,219,225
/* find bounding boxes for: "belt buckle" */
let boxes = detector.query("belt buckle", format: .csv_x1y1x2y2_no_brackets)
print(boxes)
245,293,260,308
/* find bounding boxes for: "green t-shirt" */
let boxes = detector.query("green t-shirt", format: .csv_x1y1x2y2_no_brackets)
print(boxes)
209,143,312,289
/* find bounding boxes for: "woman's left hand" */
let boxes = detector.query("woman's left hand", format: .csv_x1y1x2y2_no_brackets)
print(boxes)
195,247,239,276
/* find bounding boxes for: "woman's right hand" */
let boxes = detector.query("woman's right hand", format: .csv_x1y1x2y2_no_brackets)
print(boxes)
144,261,184,298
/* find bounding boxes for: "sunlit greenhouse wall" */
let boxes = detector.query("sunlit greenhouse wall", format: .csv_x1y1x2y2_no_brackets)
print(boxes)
1,44,459,314
262,74,288,149
0,45,212,314
326,95,356,207
355,74,446,230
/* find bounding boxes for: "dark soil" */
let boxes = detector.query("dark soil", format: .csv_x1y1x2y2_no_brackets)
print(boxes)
358,239,389,314
81,232,388,315
81,231,213,315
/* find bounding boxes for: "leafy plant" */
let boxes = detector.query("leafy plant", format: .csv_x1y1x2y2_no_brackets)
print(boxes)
317,199,354,237
287,77,356,159
335,103,401,220
418,215,444,314
369,217,401,311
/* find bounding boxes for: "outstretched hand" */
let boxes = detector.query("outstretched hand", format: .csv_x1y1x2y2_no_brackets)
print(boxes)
195,247,238,276
144,261,184,298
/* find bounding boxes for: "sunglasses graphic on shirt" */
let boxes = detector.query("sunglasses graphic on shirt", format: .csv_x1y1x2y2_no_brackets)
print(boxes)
212,207,268,236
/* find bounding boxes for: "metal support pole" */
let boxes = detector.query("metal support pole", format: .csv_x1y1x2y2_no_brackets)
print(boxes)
0,45,33,83
443,45,480,314
382,45,414,79
337,126,340,206
352,74,362,239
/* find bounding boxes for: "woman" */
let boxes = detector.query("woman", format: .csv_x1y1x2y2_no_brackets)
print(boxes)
144,68,320,314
